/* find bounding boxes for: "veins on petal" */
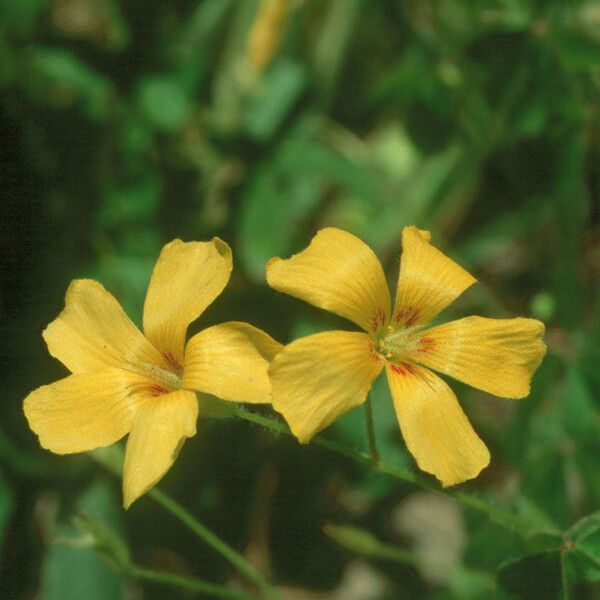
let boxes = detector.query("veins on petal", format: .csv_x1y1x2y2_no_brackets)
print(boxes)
395,306,420,327
371,308,387,332
390,362,416,376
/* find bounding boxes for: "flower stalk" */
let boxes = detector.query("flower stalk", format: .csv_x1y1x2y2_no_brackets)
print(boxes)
229,406,533,534
89,447,279,599
129,565,261,600
363,395,379,463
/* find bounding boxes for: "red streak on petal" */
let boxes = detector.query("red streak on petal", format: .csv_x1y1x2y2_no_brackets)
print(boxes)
149,383,168,397
371,308,387,331
395,306,419,326
164,352,182,370
390,362,415,376
417,336,436,353
368,341,381,362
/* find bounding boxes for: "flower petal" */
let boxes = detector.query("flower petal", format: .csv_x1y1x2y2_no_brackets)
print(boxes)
43,279,165,374
183,322,282,403
412,316,546,398
123,389,198,508
23,368,152,454
266,228,391,333
143,238,233,364
386,364,490,486
393,227,476,327
269,331,383,443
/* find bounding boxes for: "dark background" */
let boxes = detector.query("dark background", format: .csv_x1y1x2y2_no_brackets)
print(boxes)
2,1,600,598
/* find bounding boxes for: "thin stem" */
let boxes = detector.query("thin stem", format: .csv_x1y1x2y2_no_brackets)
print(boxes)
229,407,532,534
89,449,279,600
363,395,379,463
129,565,259,600
148,488,278,599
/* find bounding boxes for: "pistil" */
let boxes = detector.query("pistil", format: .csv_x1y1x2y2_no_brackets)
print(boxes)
125,360,184,392
374,323,422,362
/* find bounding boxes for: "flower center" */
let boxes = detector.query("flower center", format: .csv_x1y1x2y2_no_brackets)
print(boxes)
375,323,422,362
145,362,183,391
128,354,184,394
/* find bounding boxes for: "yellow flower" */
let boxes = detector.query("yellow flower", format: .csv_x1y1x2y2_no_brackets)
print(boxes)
24,239,282,508
246,0,291,72
266,227,546,486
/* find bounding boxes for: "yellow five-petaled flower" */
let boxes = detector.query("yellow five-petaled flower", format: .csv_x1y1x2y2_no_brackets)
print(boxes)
266,227,547,486
24,238,281,508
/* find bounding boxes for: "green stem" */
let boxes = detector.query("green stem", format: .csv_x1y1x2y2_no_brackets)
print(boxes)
89,449,279,600
230,407,531,533
129,565,259,600
147,488,278,599
363,395,379,463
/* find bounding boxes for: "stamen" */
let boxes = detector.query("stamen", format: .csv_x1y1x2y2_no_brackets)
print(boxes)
127,360,183,393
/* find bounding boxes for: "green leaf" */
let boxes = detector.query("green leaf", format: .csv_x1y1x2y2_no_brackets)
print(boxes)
563,512,600,584
560,367,598,441
22,47,113,121
73,514,131,571
323,522,416,564
245,59,307,142
552,32,600,72
137,76,190,132
312,0,362,105
0,0,47,36
238,124,329,280
40,479,127,600
98,179,160,228
496,551,565,600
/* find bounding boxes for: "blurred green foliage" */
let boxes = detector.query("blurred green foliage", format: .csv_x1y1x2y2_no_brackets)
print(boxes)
2,0,600,598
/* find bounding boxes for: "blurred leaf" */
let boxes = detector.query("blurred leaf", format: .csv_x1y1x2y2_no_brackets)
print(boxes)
312,0,362,105
209,0,259,133
0,469,15,543
282,136,379,198
513,495,562,540
89,446,124,478
447,567,494,600
103,0,130,51
551,132,588,327
245,59,307,141
238,163,321,280
0,35,16,86
530,291,556,321
366,144,466,252
73,513,131,571
137,75,190,132
324,523,416,564
551,31,600,72
40,479,127,600
22,47,113,121
523,428,570,527
496,551,565,600
561,367,599,441
564,512,600,585
454,196,546,268
239,120,335,279
98,179,160,228
0,0,47,36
